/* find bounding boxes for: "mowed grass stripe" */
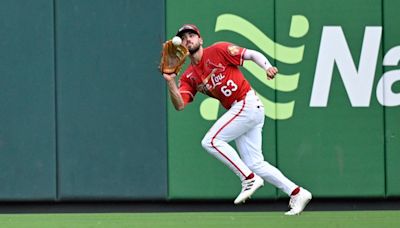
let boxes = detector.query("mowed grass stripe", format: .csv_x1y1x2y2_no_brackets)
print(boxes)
0,211,399,228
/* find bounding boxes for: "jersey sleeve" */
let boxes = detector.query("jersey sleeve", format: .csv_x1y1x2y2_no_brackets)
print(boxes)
179,71,197,105
214,42,246,66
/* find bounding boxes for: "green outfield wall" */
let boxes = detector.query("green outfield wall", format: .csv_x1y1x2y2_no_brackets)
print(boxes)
0,0,56,200
383,0,400,197
167,0,399,200
55,0,167,200
0,0,398,201
0,0,166,201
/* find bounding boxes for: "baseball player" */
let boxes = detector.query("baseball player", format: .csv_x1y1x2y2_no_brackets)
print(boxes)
163,24,312,215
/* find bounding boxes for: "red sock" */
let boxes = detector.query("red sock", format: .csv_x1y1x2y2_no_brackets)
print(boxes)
245,173,254,180
291,187,300,196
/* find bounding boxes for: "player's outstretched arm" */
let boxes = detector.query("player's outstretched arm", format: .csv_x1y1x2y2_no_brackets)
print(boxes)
243,49,278,80
163,73,185,111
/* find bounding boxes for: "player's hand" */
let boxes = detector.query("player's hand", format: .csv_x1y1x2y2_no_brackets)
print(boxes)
163,73,177,82
266,67,278,80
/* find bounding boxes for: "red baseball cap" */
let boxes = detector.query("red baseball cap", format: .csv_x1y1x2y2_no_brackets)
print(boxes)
176,24,201,38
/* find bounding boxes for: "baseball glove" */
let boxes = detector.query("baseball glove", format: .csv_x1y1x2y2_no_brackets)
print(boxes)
159,40,189,74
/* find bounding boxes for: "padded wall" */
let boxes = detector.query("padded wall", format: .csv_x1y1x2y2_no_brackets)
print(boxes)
55,0,167,200
0,0,56,200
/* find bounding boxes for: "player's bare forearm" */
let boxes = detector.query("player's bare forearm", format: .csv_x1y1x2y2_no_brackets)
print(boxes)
167,80,185,111
163,73,185,111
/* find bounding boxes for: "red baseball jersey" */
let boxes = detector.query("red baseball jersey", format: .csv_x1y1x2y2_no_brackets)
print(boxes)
179,42,251,109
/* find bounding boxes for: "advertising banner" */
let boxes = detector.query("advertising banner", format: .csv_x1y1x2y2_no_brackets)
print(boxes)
167,0,398,199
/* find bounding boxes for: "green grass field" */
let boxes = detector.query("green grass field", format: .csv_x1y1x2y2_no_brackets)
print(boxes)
0,211,399,228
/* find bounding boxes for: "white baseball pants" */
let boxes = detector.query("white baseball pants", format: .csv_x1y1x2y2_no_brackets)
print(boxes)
201,90,298,195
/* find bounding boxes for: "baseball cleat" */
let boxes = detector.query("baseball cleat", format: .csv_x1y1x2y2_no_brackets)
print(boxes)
234,174,264,204
285,187,312,215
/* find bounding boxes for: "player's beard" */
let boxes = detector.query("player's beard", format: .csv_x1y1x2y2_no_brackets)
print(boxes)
188,42,201,54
